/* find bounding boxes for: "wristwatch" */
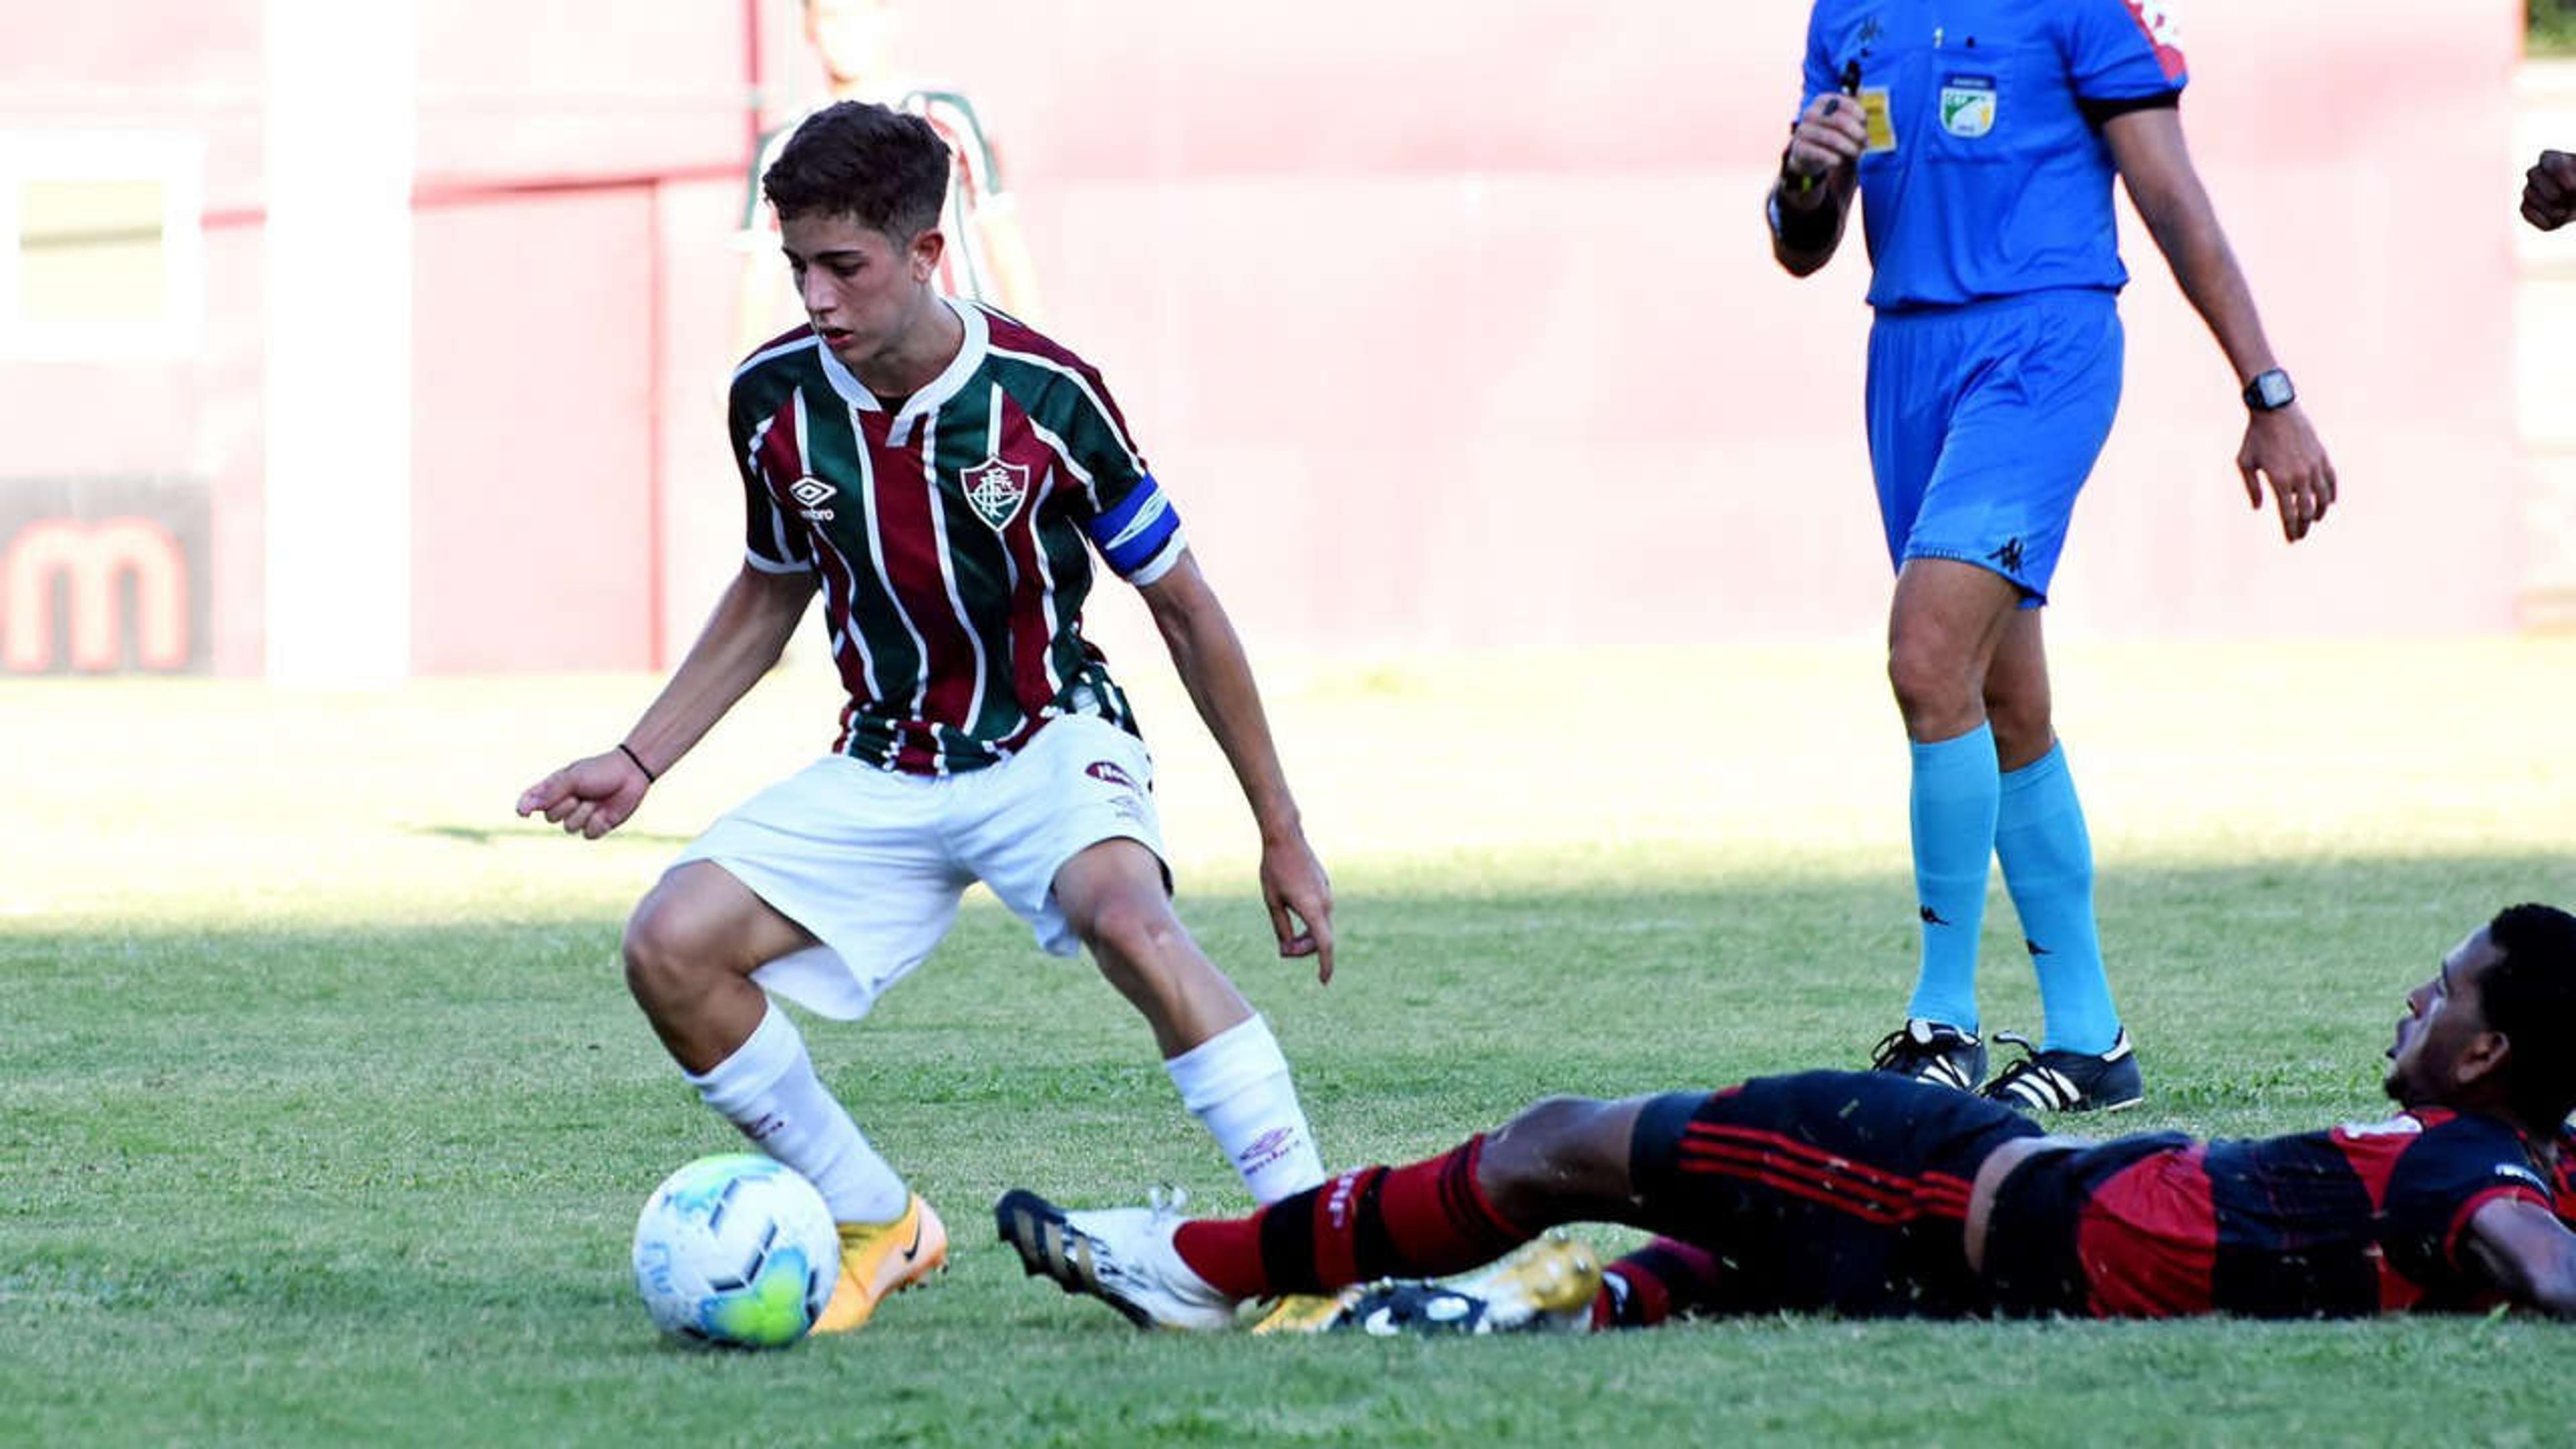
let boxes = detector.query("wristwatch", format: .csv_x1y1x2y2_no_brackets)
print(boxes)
2242,368,2296,413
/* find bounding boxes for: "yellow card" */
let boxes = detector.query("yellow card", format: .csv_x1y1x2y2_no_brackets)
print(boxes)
1859,87,1898,154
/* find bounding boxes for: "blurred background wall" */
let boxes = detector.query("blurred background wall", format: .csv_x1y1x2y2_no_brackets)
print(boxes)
0,0,2546,680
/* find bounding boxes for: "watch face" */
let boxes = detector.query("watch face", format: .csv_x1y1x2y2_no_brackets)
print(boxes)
2249,371,2295,411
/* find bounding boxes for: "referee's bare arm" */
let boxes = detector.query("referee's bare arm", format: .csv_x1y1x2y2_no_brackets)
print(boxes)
1770,95,1868,276
2105,106,2336,543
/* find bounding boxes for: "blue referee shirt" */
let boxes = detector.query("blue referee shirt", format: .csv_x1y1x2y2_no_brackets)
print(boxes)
1799,0,2190,311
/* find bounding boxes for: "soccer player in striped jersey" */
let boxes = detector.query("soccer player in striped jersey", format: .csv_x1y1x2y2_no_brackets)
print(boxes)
735,0,1040,360
1002,904,2576,1331
520,101,1333,1334
1776,0,2339,1112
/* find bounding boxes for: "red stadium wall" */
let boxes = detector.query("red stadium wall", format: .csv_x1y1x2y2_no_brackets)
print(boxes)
0,0,2530,677
922,0,2528,650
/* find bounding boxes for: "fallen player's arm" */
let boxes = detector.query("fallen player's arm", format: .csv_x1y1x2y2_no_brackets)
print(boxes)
2459,1195,2576,1318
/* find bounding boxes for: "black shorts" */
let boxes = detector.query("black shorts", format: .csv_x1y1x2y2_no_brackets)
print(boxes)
1979,1131,2197,1317
1629,1071,2045,1318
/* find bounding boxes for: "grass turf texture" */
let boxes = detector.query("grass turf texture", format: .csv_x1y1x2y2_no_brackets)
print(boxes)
5,639,2573,1447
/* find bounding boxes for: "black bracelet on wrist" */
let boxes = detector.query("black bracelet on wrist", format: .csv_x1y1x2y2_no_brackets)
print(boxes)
617,742,657,783
1768,179,1841,252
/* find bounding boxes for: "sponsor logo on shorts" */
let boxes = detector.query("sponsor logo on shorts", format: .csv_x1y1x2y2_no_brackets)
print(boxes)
1085,760,1142,793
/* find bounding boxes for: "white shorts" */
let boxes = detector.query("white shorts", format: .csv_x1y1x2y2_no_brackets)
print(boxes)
671,714,1167,1021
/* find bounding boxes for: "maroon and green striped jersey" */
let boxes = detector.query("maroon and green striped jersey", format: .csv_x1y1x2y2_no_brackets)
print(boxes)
729,299,1186,775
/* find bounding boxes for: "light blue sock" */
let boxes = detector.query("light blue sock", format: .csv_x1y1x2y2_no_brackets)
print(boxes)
1995,742,2119,1055
1905,723,1998,1034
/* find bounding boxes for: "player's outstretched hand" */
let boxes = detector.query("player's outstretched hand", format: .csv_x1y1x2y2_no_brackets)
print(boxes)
2237,403,2337,543
1785,92,1869,186
2523,150,2576,232
515,749,652,841
1259,835,1336,985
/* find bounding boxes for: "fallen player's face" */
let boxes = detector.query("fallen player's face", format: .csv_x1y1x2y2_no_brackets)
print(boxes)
2383,926,2502,1107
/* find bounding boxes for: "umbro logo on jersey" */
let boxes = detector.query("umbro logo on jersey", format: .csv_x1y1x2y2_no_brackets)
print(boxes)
789,476,838,521
962,455,1030,530
1085,760,1141,793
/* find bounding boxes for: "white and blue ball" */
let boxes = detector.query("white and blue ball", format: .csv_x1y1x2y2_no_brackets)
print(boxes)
631,1153,840,1348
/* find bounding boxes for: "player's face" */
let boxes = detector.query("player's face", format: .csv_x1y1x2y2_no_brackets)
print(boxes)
780,211,943,373
2383,926,2504,1108
804,0,898,89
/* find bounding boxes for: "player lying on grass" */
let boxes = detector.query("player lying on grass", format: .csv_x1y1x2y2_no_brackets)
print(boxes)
1002,904,2576,1330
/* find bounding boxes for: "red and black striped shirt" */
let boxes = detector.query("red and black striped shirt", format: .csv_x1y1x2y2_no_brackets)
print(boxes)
1988,1108,2557,1318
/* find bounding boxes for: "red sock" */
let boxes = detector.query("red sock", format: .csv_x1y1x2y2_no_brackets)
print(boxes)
1593,1236,1725,1329
1173,1135,1530,1299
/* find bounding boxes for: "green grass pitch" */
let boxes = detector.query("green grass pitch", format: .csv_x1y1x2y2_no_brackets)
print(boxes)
3,639,2572,1446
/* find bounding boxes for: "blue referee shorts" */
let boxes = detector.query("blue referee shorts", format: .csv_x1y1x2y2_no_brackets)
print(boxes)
1864,288,2124,605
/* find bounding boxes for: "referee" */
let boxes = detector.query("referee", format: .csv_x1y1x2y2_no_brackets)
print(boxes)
1769,2,2336,1112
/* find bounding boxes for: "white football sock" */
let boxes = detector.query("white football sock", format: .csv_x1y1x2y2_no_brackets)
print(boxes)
686,998,911,1224
1163,1013,1325,1204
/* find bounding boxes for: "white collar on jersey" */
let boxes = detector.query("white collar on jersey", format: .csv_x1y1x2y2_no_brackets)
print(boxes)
812,294,987,448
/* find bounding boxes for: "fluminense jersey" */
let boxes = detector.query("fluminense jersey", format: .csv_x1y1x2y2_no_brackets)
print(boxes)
1799,0,2189,310
745,85,1014,305
1998,1107,2556,1318
729,298,1185,775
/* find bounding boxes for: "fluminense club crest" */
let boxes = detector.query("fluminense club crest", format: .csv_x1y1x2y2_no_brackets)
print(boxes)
961,455,1030,530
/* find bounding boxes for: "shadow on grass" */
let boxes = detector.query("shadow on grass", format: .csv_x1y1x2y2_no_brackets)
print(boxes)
13,847,2565,1131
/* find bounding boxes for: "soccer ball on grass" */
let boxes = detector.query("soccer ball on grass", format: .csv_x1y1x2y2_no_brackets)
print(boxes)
631,1152,841,1348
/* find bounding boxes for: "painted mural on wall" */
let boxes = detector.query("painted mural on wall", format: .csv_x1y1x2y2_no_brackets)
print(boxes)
0,477,209,674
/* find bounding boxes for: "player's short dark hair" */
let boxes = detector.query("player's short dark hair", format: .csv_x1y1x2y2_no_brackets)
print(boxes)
761,100,948,239
2483,902,2576,1127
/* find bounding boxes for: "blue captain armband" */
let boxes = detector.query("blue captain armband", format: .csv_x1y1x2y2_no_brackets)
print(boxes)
1086,474,1185,580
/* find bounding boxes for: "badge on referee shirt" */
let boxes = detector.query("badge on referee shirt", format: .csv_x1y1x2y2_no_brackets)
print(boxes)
1858,87,1898,154
1939,75,1997,138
